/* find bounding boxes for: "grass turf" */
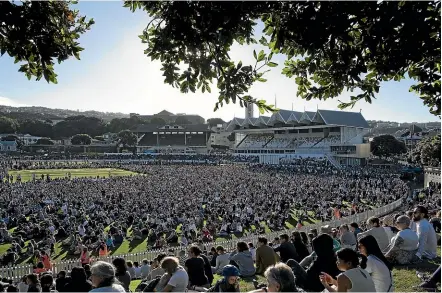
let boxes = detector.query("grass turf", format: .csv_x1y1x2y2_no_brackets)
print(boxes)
7,168,139,182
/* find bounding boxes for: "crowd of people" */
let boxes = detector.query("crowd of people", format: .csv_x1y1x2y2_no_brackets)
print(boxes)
0,159,409,265
0,203,439,292
0,156,438,292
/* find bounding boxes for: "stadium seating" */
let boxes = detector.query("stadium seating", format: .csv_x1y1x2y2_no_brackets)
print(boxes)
138,134,158,146
239,134,272,148
265,137,292,148
313,135,341,147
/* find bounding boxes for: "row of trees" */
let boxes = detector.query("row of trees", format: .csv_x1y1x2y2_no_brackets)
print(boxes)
0,115,225,140
370,134,441,167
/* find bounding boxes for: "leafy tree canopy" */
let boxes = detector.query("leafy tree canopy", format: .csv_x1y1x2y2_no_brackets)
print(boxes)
409,134,441,167
150,117,166,125
70,133,92,145
0,116,19,134
370,134,407,158
128,1,440,115
207,118,225,127
0,1,94,83
174,116,191,125
3,1,440,116
36,138,54,145
117,129,138,147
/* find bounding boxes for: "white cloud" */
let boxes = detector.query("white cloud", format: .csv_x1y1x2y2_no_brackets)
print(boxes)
0,96,27,107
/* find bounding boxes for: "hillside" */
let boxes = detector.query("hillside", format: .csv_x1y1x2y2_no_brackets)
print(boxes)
0,105,129,122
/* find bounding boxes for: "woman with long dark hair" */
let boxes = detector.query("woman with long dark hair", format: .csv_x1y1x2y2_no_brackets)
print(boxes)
291,232,309,261
359,235,394,292
287,234,340,292
112,258,131,291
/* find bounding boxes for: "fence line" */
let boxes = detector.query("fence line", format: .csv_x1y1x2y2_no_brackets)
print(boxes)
0,198,403,281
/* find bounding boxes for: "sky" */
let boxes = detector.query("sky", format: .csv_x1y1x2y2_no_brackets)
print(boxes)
0,1,440,123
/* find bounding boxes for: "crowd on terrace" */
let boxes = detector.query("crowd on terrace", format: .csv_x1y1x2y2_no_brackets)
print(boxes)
0,157,438,292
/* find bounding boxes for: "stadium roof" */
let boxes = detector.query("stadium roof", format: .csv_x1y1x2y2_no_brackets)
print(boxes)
225,109,370,130
133,124,211,133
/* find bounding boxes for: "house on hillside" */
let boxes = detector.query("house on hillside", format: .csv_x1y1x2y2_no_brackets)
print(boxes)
0,141,17,152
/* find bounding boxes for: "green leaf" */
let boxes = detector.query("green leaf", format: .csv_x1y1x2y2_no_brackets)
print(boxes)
253,50,257,60
267,62,278,68
257,50,265,62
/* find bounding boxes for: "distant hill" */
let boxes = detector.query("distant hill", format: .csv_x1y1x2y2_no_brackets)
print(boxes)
0,105,129,122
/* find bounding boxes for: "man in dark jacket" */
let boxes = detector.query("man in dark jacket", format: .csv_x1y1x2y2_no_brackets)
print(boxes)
255,237,277,275
274,234,298,263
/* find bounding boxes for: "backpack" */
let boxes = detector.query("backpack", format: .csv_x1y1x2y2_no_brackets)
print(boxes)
138,276,161,292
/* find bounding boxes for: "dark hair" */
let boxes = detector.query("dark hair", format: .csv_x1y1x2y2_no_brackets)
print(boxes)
40,274,53,287
337,248,359,268
134,261,139,267
310,229,318,237
248,242,254,248
279,234,289,242
258,237,268,245
300,232,309,245
350,222,359,229
416,205,429,218
127,261,133,268
36,262,44,269
26,274,39,285
57,270,66,278
189,246,202,256
6,285,18,292
368,217,380,227
340,224,349,231
292,231,302,242
157,253,167,263
112,258,127,276
70,267,87,282
216,245,225,252
312,234,335,259
358,235,393,270
237,241,248,252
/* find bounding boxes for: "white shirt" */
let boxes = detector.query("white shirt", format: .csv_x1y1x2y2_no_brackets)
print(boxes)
365,255,393,292
416,218,438,259
249,247,256,261
78,225,85,237
391,229,418,251
167,267,189,292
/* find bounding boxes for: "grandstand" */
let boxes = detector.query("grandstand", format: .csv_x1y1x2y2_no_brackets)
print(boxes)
226,109,371,166
133,124,211,154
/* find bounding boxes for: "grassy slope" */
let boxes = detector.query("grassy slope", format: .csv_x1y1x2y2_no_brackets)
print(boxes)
3,169,441,291
7,168,138,182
